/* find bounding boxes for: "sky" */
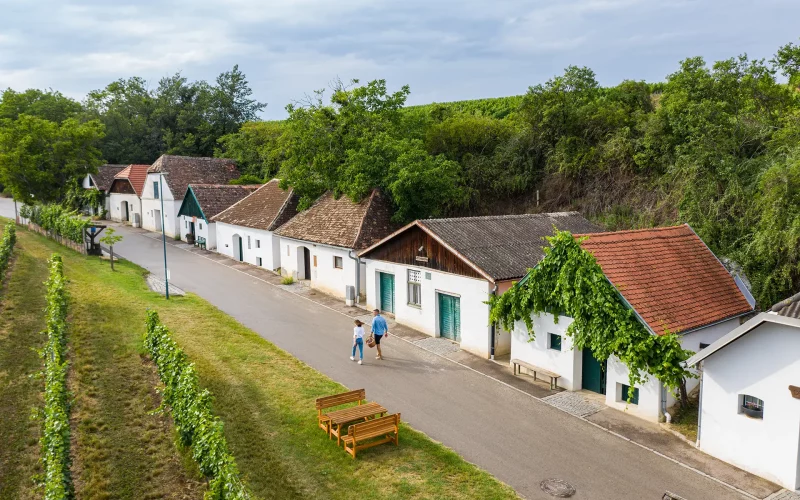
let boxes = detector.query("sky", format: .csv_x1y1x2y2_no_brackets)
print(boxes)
1,0,798,119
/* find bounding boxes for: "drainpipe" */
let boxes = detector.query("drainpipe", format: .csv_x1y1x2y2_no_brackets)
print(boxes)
696,363,704,447
490,283,498,360
348,250,361,304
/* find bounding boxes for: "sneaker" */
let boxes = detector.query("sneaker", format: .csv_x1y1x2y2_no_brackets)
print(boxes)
376,356,382,360
350,356,355,361
358,360,362,365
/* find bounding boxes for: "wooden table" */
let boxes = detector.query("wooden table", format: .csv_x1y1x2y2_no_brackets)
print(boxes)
326,402,387,445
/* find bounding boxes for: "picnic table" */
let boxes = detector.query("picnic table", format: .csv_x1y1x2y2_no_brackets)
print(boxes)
327,402,387,445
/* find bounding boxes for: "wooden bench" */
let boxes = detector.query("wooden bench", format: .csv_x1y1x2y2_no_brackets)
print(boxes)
511,359,560,390
316,389,386,444
342,413,400,459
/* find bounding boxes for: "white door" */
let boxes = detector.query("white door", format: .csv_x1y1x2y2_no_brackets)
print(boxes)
154,210,162,231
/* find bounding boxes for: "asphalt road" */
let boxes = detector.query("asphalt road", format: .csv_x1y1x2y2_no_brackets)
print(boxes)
2,199,749,500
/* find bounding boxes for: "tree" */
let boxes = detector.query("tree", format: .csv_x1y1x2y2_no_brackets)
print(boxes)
211,65,266,138
0,88,82,123
216,121,285,179
99,227,123,270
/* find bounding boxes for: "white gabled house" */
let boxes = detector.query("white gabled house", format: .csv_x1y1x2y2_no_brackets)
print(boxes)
687,293,800,491
176,184,261,249
108,164,149,226
274,190,394,300
357,213,600,359
210,180,299,269
511,225,755,422
140,155,239,238
82,164,126,215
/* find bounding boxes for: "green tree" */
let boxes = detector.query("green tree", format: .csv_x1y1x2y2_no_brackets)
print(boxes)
0,88,82,123
216,121,285,179
99,227,123,270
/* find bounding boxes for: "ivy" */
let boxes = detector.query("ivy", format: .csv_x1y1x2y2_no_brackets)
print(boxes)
0,223,16,282
144,311,250,500
37,254,74,499
20,203,91,245
489,230,695,399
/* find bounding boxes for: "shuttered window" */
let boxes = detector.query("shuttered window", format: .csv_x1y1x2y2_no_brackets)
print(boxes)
407,270,421,306
549,333,562,351
620,384,639,405
153,181,160,199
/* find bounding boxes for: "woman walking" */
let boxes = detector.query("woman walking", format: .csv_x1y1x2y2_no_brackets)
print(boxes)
350,319,365,365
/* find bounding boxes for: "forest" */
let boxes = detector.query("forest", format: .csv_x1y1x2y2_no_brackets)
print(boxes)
1,42,800,309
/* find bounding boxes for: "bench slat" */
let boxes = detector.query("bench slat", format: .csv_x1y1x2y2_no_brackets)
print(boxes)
327,403,386,424
315,389,366,410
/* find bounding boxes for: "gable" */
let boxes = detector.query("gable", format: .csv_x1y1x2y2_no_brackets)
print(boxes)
362,225,486,281
177,188,206,220
110,179,135,195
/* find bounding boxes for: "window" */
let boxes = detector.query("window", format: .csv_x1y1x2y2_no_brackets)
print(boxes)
620,384,639,405
699,342,710,350
740,395,764,418
425,272,431,280
407,270,422,306
548,333,562,351
199,222,203,230
256,239,261,249
185,220,188,228
153,181,160,199
247,235,251,249
313,255,317,267
256,257,263,267
334,256,343,269
287,245,290,256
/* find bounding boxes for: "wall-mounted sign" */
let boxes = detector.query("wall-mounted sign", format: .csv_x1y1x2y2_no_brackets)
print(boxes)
415,256,429,263
790,385,800,399
192,216,197,223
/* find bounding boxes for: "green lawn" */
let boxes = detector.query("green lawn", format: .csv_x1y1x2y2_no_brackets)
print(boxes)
12,222,519,500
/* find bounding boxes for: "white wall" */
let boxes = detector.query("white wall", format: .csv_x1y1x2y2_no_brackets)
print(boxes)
698,321,800,490
179,216,215,248
364,259,493,358
281,238,359,300
511,314,581,390
141,173,180,237
216,222,278,269
109,193,141,224
82,174,92,189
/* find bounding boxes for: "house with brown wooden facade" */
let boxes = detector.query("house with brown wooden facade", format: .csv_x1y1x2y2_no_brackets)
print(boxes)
357,212,600,358
108,164,149,225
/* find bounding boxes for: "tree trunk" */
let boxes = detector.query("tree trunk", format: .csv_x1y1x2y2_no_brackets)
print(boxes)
110,246,115,271
679,378,689,408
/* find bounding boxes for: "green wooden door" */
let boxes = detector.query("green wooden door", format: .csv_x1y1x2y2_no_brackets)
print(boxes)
582,349,606,394
379,272,394,313
438,293,461,341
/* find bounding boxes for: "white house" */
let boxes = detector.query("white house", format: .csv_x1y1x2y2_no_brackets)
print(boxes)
274,190,393,301
687,294,800,491
210,180,298,266
510,225,755,421
82,164,126,215
108,164,149,225
358,213,600,359
140,155,239,237
176,184,261,250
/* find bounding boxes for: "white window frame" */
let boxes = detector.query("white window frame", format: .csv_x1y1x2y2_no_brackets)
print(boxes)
333,256,343,269
407,269,422,307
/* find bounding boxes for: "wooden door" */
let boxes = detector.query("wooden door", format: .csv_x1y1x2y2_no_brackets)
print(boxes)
582,349,607,394
379,272,394,313
438,293,461,341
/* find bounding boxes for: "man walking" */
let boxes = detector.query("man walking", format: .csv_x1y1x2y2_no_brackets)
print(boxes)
371,309,389,360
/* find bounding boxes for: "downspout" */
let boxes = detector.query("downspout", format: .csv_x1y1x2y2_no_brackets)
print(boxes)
348,250,361,304
490,282,498,360
696,362,704,447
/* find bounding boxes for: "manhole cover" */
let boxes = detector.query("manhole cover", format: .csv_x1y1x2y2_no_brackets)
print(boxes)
540,479,576,498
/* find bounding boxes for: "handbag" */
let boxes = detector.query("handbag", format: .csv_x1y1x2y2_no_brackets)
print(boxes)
366,334,376,348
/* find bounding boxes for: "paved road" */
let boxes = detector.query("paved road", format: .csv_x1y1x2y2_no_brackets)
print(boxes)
2,199,750,500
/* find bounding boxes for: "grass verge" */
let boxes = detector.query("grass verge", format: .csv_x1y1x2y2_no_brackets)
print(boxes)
668,399,699,443
15,222,519,500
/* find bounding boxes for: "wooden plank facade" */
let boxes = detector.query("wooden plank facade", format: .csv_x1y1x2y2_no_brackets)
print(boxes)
109,179,135,195
361,225,486,281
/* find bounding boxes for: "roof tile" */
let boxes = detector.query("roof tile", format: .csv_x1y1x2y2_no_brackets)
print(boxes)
90,164,127,191
148,155,239,200
113,164,150,196
188,184,261,220
211,179,298,231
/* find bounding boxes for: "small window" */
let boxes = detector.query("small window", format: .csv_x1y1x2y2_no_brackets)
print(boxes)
407,270,422,306
256,239,261,249
740,395,764,419
153,181,160,199
287,245,290,256
199,222,203,230
256,257,263,267
247,235,251,249
699,342,710,350
425,272,431,280
185,220,188,228
313,255,317,267
334,256,343,269
620,384,639,405
548,333,562,351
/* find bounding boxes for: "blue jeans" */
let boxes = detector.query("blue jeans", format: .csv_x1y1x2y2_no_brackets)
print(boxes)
352,338,363,359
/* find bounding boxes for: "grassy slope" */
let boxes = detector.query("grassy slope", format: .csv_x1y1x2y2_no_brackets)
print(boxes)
16,223,519,500
12,225,203,499
0,230,47,498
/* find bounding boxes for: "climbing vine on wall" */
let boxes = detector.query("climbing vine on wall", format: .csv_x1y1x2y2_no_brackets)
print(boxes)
488,230,695,398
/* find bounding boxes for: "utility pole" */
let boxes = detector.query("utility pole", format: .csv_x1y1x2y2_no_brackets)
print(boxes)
159,172,170,299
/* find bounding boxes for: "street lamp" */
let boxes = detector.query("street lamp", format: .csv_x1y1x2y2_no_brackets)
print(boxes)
159,172,170,299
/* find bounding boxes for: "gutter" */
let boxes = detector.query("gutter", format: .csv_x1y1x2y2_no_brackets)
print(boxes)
348,250,362,304
489,282,498,360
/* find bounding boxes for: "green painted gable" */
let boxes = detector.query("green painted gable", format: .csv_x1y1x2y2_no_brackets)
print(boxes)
177,187,207,221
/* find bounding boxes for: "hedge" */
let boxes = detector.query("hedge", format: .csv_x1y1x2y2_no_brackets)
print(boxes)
0,223,16,281
20,204,90,245
144,310,250,500
39,254,74,499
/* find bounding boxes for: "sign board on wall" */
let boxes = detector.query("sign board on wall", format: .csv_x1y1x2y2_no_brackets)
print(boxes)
415,256,429,263
790,385,800,399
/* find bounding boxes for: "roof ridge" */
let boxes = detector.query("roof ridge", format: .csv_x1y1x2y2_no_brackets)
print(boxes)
771,291,800,313
211,180,275,222
425,211,582,223
353,189,379,248
267,185,295,231
575,224,688,238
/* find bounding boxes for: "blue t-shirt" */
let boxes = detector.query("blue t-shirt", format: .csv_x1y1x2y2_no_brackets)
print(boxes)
371,315,388,335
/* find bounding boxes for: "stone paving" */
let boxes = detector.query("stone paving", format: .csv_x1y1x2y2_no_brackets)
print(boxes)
145,274,185,296
767,490,800,500
412,336,461,356
542,391,605,418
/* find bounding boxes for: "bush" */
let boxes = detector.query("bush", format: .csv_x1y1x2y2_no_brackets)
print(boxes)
281,276,294,285
38,254,74,499
144,311,250,500
0,224,16,281
20,204,90,244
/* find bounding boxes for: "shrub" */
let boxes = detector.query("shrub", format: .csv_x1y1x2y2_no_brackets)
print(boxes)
0,224,16,281
20,204,90,244
38,254,74,499
144,311,250,500
281,276,294,285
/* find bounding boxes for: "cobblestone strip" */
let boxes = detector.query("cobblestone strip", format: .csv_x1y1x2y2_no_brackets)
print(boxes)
542,391,605,418
412,337,461,356
766,490,800,500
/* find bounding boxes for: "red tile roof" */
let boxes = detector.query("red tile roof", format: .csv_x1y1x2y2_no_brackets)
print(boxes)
113,164,150,197
575,224,753,335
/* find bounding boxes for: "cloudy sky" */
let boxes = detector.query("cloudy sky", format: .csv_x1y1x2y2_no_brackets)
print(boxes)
1,0,798,119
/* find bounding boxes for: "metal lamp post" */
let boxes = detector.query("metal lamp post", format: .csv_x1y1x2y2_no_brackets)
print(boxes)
159,172,170,299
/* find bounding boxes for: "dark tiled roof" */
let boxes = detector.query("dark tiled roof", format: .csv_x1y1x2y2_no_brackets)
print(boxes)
577,224,754,335
189,184,261,220
770,292,800,319
90,164,127,191
275,190,394,249
211,180,299,231
415,212,602,281
113,165,150,196
148,155,239,200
